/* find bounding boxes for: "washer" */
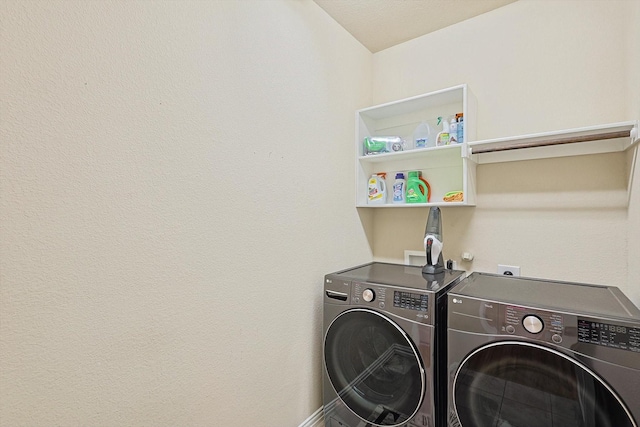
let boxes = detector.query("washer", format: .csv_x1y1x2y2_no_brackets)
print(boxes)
323,262,464,427
447,272,640,427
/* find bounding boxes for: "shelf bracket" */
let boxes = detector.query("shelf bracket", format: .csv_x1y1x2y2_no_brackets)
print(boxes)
460,142,472,159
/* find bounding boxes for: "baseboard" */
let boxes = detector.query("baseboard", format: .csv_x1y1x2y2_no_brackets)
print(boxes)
298,406,324,427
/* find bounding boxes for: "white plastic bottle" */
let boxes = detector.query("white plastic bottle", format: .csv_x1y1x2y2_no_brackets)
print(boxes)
392,172,406,204
449,117,458,143
413,121,433,149
367,173,387,204
436,117,450,146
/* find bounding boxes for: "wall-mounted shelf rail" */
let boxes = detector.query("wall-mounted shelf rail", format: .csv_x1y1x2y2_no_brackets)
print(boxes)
470,121,639,164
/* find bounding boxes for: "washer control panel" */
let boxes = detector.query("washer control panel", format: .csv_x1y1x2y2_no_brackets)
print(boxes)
501,305,564,343
578,318,640,353
348,282,432,324
353,282,387,309
393,291,428,312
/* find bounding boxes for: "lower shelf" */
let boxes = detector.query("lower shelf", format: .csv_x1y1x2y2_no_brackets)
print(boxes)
357,202,472,208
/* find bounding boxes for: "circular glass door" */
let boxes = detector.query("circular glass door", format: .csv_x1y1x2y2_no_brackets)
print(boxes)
453,341,636,427
324,308,425,426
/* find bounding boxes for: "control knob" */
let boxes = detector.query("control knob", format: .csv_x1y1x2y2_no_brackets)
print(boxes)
522,315,544,334
362,289,375,302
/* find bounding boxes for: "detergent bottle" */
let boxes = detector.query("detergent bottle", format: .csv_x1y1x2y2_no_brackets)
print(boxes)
367,173,387,204
405,171,427,204
418,172,431,202
392,172,406,204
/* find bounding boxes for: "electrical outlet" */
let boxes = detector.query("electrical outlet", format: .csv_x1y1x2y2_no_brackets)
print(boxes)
498,264,520,276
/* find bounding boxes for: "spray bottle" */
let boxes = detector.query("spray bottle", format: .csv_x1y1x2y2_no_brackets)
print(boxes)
449,117,458,143
436,117,450,146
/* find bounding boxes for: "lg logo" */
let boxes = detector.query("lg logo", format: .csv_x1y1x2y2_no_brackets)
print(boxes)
452,298,463,304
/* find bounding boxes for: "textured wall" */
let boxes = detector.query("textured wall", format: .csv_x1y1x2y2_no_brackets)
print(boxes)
626,1,640,305
0,1,372,425
371,0,640,305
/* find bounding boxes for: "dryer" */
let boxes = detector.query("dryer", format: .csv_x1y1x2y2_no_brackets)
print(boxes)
447,273,640,427
323,262,464,427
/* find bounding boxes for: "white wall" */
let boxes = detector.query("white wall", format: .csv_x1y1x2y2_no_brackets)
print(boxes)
0,1,372,425
2,1,639,425
370,0,640,305
627,1,640,308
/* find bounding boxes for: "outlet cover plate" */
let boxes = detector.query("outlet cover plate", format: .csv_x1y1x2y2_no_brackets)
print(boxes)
498,264,521,276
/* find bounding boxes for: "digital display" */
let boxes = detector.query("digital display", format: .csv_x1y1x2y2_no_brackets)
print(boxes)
577,319,640,352
393,291,428,312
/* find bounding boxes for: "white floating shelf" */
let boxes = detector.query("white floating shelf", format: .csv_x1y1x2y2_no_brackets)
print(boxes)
470,121,639,164
356,202,470,208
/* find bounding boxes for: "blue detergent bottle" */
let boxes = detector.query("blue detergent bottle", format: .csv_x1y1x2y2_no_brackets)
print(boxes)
392,173,406,203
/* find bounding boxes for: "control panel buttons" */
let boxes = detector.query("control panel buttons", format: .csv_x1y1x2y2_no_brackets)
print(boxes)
393,291,428,312
362,288,375,302
506,325,516,334
552,334,563,344
523,315,544,334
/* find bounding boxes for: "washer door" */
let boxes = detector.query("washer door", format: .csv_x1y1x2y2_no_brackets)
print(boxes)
452,341,636,427
324,308,425,426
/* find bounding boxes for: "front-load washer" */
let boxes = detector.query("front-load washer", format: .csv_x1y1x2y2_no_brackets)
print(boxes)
447,272,640,427
323,262,465,427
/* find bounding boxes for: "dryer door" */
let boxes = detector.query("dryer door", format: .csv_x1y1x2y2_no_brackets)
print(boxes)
451,341,636,427
324,308,426,427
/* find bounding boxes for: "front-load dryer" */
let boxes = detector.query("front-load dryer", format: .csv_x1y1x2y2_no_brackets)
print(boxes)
323,262,464,427
447,273,640,427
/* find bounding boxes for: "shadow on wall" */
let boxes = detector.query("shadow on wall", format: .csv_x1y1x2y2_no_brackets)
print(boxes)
476,152,630,211
357,206,375,254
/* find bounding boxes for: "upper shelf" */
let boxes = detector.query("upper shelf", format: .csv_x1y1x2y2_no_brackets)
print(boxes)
358,85,467,121
469,121,639,164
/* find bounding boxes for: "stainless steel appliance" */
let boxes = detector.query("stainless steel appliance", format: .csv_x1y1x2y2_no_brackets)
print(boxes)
447,273,640,427
323,262,465,427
